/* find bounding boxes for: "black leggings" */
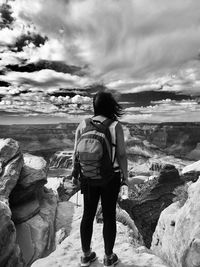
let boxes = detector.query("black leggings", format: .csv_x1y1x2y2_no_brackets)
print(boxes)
80,173,121,256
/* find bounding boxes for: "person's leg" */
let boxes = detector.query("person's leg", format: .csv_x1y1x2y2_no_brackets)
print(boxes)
101,173,121,256
80,185,100,254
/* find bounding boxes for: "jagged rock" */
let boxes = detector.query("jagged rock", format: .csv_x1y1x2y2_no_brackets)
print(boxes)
32,205,169,267
120,164,184,248
19,153,47,187
158,164,180,183
0,140,24,200
0,155,24,199
57,177,79,201
9,180,45,206
49,151,72,169
0,138,20,164
181,171,200,183
9,154,47,206
152,178,200,267
15,189,58,266
12,198,40,224
0,201,24,267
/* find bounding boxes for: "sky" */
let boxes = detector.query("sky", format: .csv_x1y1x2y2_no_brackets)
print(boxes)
1,0,200,124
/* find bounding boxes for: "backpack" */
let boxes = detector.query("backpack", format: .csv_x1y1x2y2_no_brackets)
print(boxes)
74,117,116,186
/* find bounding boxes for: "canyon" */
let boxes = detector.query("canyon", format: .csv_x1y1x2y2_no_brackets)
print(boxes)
1,122,200,267
0,121,198,173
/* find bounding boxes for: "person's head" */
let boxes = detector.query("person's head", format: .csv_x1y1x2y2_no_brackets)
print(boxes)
93,91,123,120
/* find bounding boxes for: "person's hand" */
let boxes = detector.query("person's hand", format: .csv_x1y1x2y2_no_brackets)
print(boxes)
72,167,79,179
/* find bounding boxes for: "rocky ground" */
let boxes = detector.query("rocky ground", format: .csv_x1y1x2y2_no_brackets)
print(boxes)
1,121,200,267
31,194,170,267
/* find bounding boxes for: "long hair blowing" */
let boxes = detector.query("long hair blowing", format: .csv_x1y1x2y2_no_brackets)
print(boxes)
93,91,123,120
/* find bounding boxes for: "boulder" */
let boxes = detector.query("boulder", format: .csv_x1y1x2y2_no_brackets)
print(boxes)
0,139,23,200
158,164,180,183
0,201,23,267
9,154,47,206
15,189,58,266
0,155,24,200
0,138,20,164
9,181,45,206
151,178,200,267
19,153,47,187
120,164,184,248
12,198,40,224
57,177,79,201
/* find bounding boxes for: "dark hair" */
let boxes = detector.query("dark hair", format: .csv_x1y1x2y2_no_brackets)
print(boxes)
93,91,123,120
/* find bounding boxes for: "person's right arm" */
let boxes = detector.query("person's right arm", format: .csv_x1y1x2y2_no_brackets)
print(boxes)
71,122,82,181
115,122,128,185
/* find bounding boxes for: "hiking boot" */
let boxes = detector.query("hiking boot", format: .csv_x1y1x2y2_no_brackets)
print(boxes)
80,251,97,266
103,253,119,267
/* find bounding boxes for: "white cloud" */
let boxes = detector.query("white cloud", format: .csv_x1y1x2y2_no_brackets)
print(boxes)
49,94,91,105
23,39,68,62
10,0,200,80
0,27,22,45
0,69,93,89
123,99,200,123
1,0,200,123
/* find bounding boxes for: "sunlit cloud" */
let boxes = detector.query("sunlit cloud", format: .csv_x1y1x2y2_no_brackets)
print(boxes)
11,0,200,80
123,99,200,123
0,91,93,117
0,69,93,89
1,0,200,123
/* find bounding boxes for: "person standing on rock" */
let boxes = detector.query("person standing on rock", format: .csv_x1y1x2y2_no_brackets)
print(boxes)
72,91,128,267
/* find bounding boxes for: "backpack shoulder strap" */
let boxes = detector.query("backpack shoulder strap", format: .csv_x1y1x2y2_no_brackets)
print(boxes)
109,121,119,167
78,117,94,135
101,118,114,128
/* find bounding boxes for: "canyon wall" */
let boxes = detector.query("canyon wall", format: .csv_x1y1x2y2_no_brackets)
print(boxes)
1,122,200,165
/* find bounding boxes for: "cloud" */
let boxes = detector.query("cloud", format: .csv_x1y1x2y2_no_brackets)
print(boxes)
1,0,200,123
10,0,200,80
0,69,93,89
49,94,91,105
123,99,200,123
0,27,22,46
0,89,92,116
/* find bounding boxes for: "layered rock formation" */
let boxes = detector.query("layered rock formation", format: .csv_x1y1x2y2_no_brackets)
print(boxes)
1,122,200,165
0,124,76,161
0,138,24,267
126,122,200,160
0,138,75,267
0,200,23,267
0,138,23,201
151,177,200,267
120,164,184,248
49,151,72,169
